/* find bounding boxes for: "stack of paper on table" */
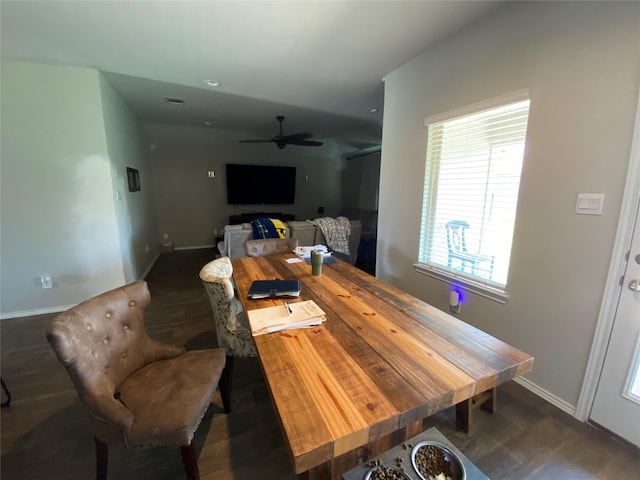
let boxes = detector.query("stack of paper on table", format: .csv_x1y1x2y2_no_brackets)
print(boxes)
294,245,332,258
248,300,326,335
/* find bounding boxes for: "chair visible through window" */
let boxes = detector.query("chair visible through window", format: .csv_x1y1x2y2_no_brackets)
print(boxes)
445,220,495,280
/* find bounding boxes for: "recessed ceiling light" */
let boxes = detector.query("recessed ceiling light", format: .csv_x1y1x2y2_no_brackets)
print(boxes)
368,107,378,113
204,121,212,126
204,80,221,87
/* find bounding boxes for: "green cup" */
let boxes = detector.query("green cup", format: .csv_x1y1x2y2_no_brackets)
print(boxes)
311,249,323,276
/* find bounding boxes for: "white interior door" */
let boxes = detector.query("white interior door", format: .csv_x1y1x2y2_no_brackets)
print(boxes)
590,200,640,447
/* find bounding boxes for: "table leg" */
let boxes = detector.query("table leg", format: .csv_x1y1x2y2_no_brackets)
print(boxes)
302,420,424,480
456,387,497,433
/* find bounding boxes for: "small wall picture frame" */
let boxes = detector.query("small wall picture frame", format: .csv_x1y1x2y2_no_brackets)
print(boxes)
127,167,140,192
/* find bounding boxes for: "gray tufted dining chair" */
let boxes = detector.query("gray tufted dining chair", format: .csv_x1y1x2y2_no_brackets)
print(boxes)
199,256,257,413
46,280,227,480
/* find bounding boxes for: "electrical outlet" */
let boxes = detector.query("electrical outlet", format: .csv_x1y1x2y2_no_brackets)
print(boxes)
40,275,53,289
144,244,150,253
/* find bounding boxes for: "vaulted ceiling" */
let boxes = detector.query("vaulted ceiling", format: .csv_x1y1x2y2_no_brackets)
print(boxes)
1,1,503,150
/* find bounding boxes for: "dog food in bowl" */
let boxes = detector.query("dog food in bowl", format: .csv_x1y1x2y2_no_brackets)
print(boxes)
411,441,466,480
364,463,412,480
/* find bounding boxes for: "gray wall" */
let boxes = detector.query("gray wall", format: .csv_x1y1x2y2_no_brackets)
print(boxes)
0,61,158,317
100,76,160,282
145,123,344,248
378,1,640,409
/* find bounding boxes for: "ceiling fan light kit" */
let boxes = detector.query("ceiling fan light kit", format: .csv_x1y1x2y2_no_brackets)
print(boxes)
240,116,323,149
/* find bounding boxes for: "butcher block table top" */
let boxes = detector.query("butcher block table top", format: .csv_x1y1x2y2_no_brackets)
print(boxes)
232,253,533,479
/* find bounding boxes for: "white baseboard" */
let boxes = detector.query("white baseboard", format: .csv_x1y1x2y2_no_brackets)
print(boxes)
175,245,215,251
140,253,160,279
513,376,577,417
0,305,74,320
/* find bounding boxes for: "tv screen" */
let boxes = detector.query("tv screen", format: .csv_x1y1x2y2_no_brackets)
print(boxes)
226,164,296,205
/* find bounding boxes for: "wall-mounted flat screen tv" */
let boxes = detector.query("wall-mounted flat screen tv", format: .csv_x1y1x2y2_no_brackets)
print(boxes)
226,164,296,204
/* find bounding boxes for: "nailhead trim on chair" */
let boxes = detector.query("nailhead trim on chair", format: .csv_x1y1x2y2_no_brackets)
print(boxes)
244,238,299,257
249,243,288,255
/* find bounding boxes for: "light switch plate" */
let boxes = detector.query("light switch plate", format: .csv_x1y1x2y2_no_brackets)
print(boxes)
576,193,605,215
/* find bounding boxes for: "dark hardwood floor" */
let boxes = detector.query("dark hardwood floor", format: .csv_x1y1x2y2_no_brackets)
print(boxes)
2,249,638,479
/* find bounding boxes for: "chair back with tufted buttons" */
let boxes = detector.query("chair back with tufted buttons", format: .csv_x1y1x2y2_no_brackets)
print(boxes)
47,281,183,411
46,280,227,479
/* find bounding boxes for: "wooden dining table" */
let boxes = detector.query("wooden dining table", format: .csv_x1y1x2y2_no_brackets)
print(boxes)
232,253,534,479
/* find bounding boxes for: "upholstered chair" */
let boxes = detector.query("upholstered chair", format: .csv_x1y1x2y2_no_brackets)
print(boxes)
199,257,257,413
244,237,299,257
46,281,227,480
217,222,291,258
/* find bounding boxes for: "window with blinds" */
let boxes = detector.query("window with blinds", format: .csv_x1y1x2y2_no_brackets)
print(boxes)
417,91,530,302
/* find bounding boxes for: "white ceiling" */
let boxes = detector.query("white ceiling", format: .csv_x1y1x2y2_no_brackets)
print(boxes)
1,0,503,149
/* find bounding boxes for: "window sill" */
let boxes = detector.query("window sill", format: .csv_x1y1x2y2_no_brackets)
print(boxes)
413,263,510,304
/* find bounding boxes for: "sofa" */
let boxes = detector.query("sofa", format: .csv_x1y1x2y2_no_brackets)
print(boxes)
217,218,362,265
286,219,361,265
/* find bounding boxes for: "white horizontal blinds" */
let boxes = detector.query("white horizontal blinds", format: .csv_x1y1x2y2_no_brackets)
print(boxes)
419,123,443,262
420,97,530,289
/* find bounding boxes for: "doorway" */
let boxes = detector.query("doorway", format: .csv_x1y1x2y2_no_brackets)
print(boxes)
589,198,640,447
578,86,640,447
343,148,381,275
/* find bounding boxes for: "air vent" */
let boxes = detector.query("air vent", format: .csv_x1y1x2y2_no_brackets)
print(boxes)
164,96,185,106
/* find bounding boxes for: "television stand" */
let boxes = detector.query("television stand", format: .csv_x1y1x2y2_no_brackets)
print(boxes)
229,212,295,224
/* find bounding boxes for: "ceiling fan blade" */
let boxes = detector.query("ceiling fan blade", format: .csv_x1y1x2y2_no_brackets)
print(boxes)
287,139,324,147
240,116,321,148
285,132,313,141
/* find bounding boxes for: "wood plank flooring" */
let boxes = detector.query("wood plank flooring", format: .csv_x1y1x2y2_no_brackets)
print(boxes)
2,248,639,479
